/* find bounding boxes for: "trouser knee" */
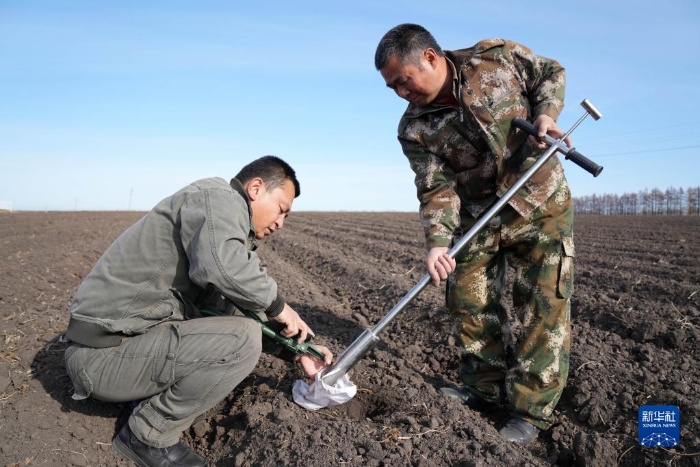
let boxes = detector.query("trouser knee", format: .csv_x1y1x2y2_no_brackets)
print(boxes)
174,316,264,384
230,318,263,375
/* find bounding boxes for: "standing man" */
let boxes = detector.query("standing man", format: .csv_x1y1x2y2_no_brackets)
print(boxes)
375,24,574,446
64,155,333,467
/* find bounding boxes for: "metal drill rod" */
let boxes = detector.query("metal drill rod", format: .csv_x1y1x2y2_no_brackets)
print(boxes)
321,100,603,386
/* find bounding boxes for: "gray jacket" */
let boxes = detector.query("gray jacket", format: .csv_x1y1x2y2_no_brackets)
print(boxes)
66,177,284,348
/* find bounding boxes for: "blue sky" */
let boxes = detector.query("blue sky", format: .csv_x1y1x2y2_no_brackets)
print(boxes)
1,0,698,212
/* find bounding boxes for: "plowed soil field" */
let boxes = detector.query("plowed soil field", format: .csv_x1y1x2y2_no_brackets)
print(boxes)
1,211,698,467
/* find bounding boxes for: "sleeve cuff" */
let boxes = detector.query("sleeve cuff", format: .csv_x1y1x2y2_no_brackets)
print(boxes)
426,236,452,249
264,293,285,317
533,101,562,121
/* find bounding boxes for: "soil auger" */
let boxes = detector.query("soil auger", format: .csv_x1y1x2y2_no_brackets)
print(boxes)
199,307,326,360
321,99,604,386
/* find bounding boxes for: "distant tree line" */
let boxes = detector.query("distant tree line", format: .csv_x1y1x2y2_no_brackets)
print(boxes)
573,187,700,215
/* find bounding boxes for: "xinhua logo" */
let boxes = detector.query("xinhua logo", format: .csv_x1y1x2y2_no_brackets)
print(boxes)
638,405,680,447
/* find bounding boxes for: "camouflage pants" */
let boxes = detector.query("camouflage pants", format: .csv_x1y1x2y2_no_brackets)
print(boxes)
447,183,574,430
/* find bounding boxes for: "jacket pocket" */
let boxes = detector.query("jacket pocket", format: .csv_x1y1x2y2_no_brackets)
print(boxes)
151,325,180,384
557,236,575,299
487,87,521,110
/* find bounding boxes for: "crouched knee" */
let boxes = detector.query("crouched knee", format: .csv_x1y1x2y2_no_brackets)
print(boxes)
233,317,263,367
179,316,263,370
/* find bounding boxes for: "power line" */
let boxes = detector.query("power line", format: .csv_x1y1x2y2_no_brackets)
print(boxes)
594,144,700,158
566,121,696,141
565,121,699,149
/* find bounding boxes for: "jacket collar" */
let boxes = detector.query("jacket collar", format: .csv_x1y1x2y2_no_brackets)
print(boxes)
445,54,460,101
229,178,250,209
402,51,468,119
229,178,258,249
404,41,507,118
445,48,473,69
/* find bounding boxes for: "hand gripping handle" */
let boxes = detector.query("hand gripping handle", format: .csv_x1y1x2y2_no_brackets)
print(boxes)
201,307,326,360
513,118,603,177
240,309,327,360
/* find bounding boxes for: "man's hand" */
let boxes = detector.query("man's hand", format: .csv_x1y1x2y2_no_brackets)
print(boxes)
426,246,456,287
298,345,333,379
530,115,572,149
269,303,313,343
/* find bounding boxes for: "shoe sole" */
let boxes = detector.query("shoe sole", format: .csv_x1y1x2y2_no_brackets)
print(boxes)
439,387,471,403
498,419,540,446
439,387,493,410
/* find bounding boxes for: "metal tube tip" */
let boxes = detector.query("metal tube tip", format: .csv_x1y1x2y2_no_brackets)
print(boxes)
581,99,602,120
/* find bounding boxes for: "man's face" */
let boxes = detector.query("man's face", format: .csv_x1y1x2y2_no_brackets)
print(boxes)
249,179,296,239
380,51,443,106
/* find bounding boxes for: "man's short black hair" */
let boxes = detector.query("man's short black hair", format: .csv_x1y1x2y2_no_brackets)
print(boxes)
374,23,443,71
234,155,300,198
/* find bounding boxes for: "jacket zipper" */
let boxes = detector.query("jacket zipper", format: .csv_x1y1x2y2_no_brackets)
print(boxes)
458,68,464,122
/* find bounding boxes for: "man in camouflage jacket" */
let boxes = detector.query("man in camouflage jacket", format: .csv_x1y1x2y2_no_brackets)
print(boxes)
375,24,575,446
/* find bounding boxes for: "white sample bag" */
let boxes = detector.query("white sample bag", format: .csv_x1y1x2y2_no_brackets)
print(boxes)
292,371,357,410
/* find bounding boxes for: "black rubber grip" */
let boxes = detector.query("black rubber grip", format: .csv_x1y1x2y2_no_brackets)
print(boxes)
513,117,539,136
512,117,603,177
565,149,604,177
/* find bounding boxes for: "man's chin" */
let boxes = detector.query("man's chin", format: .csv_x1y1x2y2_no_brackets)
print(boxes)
409,96,431,106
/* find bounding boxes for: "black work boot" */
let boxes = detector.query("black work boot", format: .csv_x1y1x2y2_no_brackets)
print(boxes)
117,400,142,431
498,417,540,446
439,386,492,410
112,422,208,467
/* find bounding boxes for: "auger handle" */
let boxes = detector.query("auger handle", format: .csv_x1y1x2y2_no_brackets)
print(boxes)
564,148,603,177
202,307,326,360
239,309,327,360
513,117,603,177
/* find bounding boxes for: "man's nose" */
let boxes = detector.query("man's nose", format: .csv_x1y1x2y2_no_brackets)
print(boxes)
275,216,285,229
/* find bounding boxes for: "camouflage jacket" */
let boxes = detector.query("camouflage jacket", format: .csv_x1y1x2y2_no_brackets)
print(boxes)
397,39,569,248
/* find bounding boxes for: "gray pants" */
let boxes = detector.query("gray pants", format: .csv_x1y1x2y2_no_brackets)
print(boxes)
64,316,262,447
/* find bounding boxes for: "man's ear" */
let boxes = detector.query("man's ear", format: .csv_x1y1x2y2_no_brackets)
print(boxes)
424,48,440,69
246,177,265,201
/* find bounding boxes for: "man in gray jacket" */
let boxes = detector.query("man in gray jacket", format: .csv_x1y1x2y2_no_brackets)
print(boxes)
64,155,332,467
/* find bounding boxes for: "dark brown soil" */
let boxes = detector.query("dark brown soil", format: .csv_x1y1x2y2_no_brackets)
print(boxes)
1,211,698,467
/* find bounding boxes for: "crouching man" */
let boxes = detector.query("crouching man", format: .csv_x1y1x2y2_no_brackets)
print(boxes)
63,155,332,467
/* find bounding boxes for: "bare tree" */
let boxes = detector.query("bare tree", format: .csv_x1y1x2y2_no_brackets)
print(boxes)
688,187,700,215
573,187,699,215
